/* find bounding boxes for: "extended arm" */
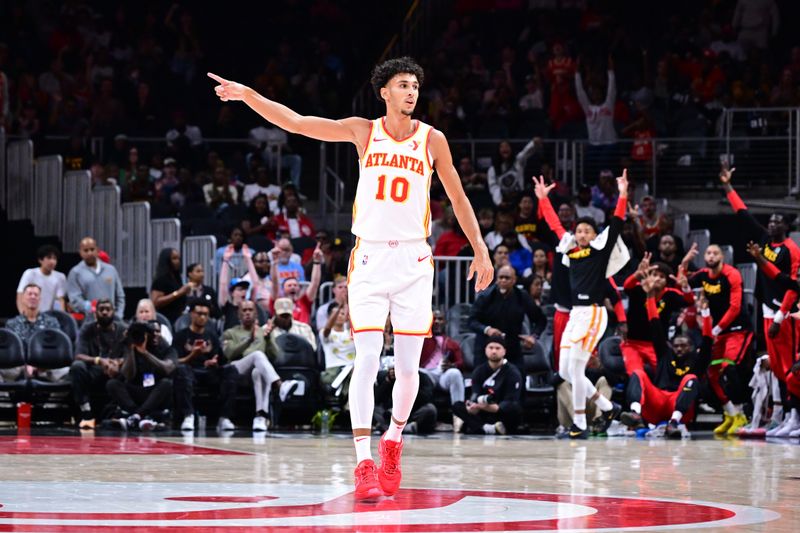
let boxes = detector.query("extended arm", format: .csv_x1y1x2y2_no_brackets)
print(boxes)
305,246,324,302
720,164,767,241
209,73,369,148
532,175,566,239
430,129,493,292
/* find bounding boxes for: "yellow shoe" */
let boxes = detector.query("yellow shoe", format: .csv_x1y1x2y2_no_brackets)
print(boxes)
714,414,733,434
727,413,748,436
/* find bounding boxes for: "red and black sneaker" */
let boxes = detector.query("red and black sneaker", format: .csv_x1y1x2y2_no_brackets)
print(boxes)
378,434,403,496
353,459,383,501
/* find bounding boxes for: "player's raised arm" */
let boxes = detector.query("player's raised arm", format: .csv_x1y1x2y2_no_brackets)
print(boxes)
428,129,493,292
208,72,370,146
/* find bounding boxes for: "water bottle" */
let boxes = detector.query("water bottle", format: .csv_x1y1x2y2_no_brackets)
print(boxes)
320,409,330,436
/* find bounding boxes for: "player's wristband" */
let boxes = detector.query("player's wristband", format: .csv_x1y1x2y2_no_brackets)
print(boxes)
711,325,722,336
774,310,785,324
700,308,711,318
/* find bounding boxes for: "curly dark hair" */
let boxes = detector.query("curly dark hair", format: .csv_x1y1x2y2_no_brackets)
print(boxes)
370,57,424,102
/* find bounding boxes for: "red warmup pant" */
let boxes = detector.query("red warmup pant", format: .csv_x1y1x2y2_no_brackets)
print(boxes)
621,340,658,376
553,309,570,369
708,330,753,404
764,316,800,397
632,369,697,424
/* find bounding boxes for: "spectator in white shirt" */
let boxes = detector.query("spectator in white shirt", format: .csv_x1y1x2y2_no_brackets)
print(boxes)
315,276,348,330
249,125,303,189
242,165,281,212
319,303,356,403
16,245,67,313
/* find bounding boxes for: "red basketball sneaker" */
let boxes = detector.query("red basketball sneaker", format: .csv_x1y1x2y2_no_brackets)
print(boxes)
378,434,403,496
353,459,382,501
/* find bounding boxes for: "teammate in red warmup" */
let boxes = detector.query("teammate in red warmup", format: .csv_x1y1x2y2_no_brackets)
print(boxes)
745,241,800,437
721,164,800,437
209,58,494,501
620,252,694,377
620,272,714,438
534,173,629,439
687,244,752,435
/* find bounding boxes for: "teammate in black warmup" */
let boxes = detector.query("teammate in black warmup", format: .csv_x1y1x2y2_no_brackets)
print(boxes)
620,272,714,438
534,172,629,439
721,164,800,437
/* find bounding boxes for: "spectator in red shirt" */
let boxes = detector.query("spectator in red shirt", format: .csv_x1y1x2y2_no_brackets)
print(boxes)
433,220,469,257
271,195,315,239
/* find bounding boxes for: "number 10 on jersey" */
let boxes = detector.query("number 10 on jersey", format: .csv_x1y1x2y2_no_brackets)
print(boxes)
375,175,410,203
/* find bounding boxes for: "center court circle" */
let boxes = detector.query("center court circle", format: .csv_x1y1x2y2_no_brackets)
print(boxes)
0,482,780,532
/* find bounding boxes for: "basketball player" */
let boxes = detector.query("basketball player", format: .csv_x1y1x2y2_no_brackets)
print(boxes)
720,165,800,437
619,272,713,439
687,244,752,435
533,173,628,439
745,242,800,437
621,253,694,376
209,57,493,500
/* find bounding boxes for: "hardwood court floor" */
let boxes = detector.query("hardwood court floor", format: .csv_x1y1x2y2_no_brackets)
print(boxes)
0,430,796,531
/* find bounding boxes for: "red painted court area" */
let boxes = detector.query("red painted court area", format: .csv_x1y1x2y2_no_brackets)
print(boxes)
0,436,245,455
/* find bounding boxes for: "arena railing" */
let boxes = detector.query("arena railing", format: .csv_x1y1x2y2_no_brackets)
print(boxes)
183,235,218,291
6,139,34,221
62,171,93,252
33,155,63,238
120,202,152,288
433,256,476,311
90,185,122,265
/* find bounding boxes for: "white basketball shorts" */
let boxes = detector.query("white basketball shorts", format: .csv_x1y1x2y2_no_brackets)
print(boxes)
561,304,608,359
346,238,434,336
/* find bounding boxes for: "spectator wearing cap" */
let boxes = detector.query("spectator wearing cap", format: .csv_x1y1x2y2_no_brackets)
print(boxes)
574,184,606,226
218,244,260,328
67,237,125,320
468,264,546,375
4,284,63,383
16,244,67,313
451,336,523,435
265,297,317,359
269,244,323,325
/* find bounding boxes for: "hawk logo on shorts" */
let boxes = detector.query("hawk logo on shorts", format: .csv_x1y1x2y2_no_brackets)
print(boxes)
362,255,369,265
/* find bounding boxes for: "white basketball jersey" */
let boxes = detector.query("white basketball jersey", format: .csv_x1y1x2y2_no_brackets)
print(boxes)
351,117,434,241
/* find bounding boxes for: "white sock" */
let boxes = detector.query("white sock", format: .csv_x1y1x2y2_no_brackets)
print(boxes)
791,409,800,423
595,394,613,412
723,401,737,416
772,404,783,422
354,436,372,464
671,411,683,423
573,413,587,430
482,423,496,435
385,417,406,441
80,402,91,413
631,402,642,414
